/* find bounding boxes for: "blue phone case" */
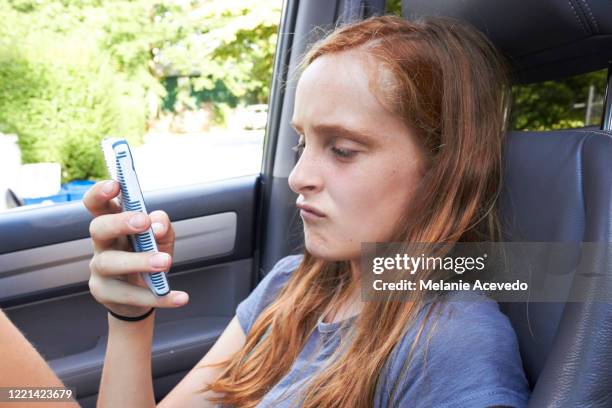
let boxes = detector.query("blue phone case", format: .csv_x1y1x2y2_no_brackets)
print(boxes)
101,137,171,296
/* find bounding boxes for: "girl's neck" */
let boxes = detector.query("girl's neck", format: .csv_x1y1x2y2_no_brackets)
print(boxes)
322,281,363,324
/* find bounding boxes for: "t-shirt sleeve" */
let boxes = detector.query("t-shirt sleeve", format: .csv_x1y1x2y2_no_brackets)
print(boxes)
380,294,531,408
235,254,304,336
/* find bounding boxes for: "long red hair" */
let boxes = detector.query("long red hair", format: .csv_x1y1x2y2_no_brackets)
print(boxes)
201,14,510,407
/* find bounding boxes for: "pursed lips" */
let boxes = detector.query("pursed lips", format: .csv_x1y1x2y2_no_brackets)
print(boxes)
296,203,326,217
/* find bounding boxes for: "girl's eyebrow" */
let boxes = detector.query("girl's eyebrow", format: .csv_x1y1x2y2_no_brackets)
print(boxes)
290,120,376,146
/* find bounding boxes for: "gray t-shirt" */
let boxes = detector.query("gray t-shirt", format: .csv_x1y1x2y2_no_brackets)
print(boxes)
234,254,530,407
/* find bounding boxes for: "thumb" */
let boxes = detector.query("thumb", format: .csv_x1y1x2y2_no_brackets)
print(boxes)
156,290,189,307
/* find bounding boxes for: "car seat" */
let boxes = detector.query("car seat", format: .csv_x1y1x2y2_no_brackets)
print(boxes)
400,1,612,406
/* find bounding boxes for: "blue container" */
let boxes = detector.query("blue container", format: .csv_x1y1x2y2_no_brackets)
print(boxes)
62,180,96,201
21,180,96,206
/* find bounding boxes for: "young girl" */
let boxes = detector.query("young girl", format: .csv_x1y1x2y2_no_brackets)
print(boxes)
84,15,530,407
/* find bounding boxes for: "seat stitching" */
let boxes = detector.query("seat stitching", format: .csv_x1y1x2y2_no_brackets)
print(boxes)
573,129,612,138
580,0,600,32
568,0,589,34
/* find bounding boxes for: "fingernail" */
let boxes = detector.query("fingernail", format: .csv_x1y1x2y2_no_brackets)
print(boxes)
129,213,147,229
102,180,115,195
150,252,170,268
151,222,164,235
173,292,189,305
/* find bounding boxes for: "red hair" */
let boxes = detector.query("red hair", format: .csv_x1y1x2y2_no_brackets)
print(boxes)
201,14,510,407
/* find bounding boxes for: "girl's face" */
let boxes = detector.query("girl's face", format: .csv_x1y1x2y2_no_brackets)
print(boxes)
288,50,428,264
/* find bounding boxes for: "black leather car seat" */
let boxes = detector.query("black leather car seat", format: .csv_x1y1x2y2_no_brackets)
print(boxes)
401,1,612,407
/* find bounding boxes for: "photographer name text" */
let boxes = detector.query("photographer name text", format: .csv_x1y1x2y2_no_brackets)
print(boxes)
372,279,528,291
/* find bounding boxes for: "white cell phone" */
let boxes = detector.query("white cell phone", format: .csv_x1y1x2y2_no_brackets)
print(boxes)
101,137,171,296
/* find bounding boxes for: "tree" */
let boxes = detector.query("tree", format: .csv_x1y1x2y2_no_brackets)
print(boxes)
0,0,282,182
510,70,608,130
150,1,282,109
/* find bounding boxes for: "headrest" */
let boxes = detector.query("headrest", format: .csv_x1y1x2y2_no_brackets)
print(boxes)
402,0,612,84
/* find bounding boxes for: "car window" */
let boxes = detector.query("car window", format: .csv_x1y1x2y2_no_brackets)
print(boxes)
0,0,282,213
510,69,608,131
387,0,401,16
386,0,608,133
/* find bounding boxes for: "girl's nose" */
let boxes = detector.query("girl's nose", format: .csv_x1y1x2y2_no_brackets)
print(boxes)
288,149,323,195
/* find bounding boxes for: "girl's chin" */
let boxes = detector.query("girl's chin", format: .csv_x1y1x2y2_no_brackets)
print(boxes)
304,240,329,259
304,241,356,263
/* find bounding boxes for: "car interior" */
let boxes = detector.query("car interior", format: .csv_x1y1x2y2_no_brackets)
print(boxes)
0,0,610,407
415,1,612,406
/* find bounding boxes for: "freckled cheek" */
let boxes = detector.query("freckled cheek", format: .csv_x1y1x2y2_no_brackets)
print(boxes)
328,171,372,210
326,157,421,241
367,177,413,229
332,179,386,228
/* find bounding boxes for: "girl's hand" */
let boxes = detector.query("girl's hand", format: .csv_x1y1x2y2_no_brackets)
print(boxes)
83,180,189,317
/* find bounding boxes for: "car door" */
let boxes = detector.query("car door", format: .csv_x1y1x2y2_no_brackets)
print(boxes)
0,0,386,406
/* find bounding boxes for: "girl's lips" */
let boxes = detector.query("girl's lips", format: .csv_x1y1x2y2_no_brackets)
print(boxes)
296,203,326,216
300,209,325,221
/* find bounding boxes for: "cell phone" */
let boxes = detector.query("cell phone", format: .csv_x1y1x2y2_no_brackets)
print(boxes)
100,137,171,296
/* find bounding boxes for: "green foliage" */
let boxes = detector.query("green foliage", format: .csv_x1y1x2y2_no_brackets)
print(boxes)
0,0,282,183
152,1,282,108
510,70,608,131
386,0,402,16
212,102,233,126
382,0,607,133
0,1,147,182
0,39,144,181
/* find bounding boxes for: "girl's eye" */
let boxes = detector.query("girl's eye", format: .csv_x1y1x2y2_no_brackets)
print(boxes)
291,138,357,159
331,147,356,159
